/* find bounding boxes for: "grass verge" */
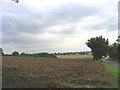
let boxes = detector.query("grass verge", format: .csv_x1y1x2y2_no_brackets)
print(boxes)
96,60,119,88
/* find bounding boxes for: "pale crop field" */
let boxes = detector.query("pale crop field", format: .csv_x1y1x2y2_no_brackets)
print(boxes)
56,54,93,59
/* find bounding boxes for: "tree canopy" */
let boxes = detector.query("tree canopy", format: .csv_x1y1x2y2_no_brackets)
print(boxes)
108,42,119,60
86,36,109,60
12,51,19,56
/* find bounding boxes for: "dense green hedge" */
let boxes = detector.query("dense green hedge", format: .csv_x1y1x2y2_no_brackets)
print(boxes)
32,53,57,58
3,51,57,58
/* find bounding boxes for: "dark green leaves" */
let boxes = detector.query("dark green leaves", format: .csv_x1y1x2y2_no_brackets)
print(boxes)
86,36,109,60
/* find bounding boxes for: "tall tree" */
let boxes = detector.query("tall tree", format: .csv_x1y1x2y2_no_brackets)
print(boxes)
108,42,118,60
86,36,109,60
12,51,19,56
20,52,26,57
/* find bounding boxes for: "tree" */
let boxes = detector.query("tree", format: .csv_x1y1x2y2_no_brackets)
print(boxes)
86,36,109,60
12,51,19,56
20,52,26,57
108,42,118,60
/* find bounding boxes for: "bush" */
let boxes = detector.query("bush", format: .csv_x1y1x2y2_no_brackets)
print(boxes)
86,36,109,60
108,43,118,60
35,53,57,58
12,51,19,56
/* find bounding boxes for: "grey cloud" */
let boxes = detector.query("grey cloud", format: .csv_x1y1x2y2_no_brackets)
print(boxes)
2,33,64,54
2,1,118,53
81,16,118,31
3,33,56,45
3,3,44,35
48,26,75,34
3,1,117,36
3,2,101,35
51,3,98,22
42,3,100,30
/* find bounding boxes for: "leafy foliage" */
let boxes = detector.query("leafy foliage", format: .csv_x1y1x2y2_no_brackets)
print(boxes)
19,52,57,58
3,50,56,58
86,36,109,60
12,51,19,56
108,42,119,60
33,53,57,58
20,52,26,57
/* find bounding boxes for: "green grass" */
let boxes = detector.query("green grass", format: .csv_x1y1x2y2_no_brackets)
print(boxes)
96,60,119,88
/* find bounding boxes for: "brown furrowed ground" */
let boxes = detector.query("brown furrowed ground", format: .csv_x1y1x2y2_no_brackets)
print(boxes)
2,55,111,88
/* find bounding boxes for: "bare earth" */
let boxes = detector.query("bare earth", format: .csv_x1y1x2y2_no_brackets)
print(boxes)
2,55,111,88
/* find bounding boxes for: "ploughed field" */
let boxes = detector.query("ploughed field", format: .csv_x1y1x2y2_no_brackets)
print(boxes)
2,55,110,88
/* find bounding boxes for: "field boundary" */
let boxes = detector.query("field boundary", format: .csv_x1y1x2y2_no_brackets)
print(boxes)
97,61,119,88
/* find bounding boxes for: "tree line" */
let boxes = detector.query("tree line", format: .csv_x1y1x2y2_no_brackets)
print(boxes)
1,35,119,61
55,51,91,55
2,52,56,58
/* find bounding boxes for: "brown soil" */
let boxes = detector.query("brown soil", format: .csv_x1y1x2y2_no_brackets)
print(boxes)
2,56,110,88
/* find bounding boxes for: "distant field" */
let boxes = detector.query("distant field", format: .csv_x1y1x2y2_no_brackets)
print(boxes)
56,55,93,59
2,56,112,88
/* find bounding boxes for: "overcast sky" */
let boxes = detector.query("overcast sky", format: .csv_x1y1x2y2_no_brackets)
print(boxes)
0,0,119,54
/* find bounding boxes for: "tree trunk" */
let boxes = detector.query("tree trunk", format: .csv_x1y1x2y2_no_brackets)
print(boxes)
93,56,96,61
